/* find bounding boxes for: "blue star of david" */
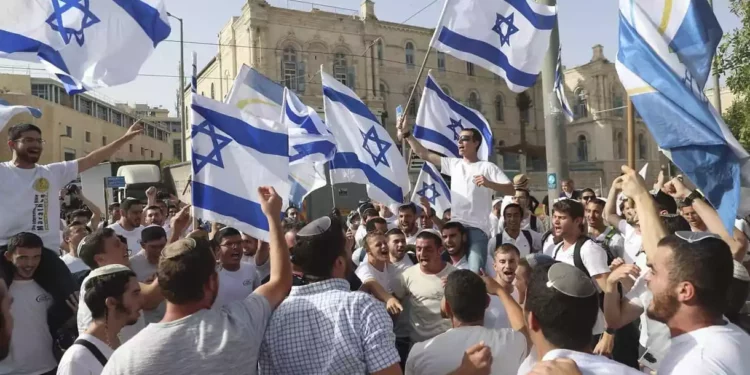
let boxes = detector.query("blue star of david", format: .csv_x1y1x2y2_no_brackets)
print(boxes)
416,182,441,205
46,0,100,47
492,13,519,47
192,120,232,173
682,70,694,90
360,126,392,167
446,118,464,141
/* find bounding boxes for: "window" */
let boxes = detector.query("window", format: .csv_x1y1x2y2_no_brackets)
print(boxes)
173,139,181,160
573,88,588,119
210,83,215,99
129,144,133,152
65,126,72,137
334,53,349,87
282,46,298,91
612,93,624,117
405,42,415,68
494,95,504,122
112,112,123,126
160,152,163,160
85,131,91,143
150,150,154,158
63,148,76,161
638,133,648,160
141,147,145,156
467,92,481,111
79,98,93,115
437,52,446,72
377,40,383,66
466,62,475,76
577,135,589,161
616,131,625,160
441,86,451,96
31,84,48,100
102,136,107,146
407,86,420,116
96,105,108,121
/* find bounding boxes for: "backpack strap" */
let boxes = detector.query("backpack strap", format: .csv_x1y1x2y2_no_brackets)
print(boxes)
407,252,417,264
572,237,591,278
530,215,538,232
74,338,108,367
542,230,553,247
521,230,534,253
358,247,367,263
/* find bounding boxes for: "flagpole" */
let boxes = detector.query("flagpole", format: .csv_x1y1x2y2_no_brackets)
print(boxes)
191,51,198,232
401,46,433,160
627,97,636,169
327,162,337,209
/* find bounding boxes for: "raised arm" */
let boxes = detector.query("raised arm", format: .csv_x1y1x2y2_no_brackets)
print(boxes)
618,166,667,260
603,264,644,329
397,118,442,167
604,183,622,228
77,122,143,173
77,191,102,230
253,186,293,309
482,275,531,352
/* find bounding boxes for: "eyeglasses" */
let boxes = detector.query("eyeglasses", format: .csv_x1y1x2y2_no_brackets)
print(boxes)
674,231,720,243
582,195,596,201
13,137,45,145
458,136,472,142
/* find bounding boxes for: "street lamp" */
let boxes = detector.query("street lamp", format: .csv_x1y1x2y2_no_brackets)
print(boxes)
167,12,185,162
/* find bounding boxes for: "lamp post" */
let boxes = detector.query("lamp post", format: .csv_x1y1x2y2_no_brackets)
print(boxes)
167,12,185,162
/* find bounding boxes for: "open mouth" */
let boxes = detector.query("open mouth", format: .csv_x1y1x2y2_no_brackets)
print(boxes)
230,252,241,260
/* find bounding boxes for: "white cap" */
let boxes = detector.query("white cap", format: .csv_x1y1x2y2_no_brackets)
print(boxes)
83,264,133,290
733,260,750,282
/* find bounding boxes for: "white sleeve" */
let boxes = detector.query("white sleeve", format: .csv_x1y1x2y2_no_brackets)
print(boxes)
49,161,79,187
580,241,611,277
487,163,511,184
617,220,631,236
352,247,365,266
531,231,543,253
355,263,376,284
440,157,457,176
485,235,498,278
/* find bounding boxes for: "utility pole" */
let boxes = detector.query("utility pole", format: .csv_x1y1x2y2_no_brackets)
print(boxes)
168,12,186,162
540,0,566,214
709,0,723,113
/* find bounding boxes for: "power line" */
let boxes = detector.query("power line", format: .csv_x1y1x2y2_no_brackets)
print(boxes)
401,0,439,24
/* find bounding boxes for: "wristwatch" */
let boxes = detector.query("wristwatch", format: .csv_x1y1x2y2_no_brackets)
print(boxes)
605,327,616,335
684,190,703,206
402,131,411,139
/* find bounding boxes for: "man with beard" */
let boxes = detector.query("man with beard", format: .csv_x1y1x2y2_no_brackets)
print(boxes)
57,265,142,375
211,227,261,308
398,204,420,245
484,244,521,329
103,186,291,375
486,204,542,277
356,232,403,315
393,229,457,343
386,228,416,271
100,203,121,229
605,186,644,268
108,199,144,254
441,221,469,270
61,221,92,275
0,122,142,252
586,199,625,260
143,206,165,228
241,233,259,264
129,226,168,323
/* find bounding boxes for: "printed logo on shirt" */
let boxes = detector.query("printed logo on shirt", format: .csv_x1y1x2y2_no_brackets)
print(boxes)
243,279,253,286
36,293,52,303
32,189,50,232
33,177,49,193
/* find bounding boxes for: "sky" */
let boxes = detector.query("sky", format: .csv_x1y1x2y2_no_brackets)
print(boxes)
0,0,741,116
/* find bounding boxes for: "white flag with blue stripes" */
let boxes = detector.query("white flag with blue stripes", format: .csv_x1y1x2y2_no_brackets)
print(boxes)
322,68,410,205
554,47,575,123
0,99,41,133
411,162,451,217
430,0,556,93
191,94,289,242
282,87,336,205
616,0,750,231
0,0,171,94
415,73,493,160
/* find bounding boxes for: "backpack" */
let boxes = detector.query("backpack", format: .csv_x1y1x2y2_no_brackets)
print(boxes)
495,230,534,253
553,237,616,278
529,215,538,232
596,227,620,258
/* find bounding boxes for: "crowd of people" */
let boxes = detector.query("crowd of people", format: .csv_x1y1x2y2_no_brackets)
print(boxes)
0,117,749,375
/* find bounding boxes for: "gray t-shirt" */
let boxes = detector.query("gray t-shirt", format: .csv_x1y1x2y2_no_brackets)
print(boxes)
101,294,272,375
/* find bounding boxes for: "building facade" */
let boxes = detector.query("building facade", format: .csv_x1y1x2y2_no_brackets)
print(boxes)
115,103,182,161
0,73,174,164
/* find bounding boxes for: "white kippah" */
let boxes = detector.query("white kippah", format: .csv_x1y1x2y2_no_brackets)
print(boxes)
733,260,750,282
83,264,132,290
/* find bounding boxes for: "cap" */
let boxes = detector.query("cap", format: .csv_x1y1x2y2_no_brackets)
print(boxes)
513,174,529,190
298,216,333,237
545,263,598,298
733,260,750,282
492,199,503,209
160,237,214,260
83,264,132,290
417,228,441,238
524,253,556,269
674,231,720,243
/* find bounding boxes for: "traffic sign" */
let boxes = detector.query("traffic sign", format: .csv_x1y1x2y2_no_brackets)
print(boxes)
105,176,126,188
547,173,557,190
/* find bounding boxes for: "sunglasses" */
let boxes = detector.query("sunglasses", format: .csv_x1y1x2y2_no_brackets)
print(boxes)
458,136,472,142
674,231,720,243
582,195,596,201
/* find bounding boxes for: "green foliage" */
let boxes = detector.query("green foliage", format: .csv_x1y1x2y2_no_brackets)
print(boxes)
723,96,750,150
160,158,181,168
716,0,750,149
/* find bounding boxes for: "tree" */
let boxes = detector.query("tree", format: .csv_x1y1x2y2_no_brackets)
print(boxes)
715,0,750,149
160,158,181,168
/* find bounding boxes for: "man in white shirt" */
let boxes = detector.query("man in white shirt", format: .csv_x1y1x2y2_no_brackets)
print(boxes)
211,227,261,308
355,232,402,314
486,204,542,277
398,203,420,245
61,221,91,275
406,269,528,375
484,243,521,329
352,217,389,266
400,124,514,273
241,233,259,264
107,198,144,253
586,199,625,260
103,186,292,375
0,122,143,251
678,202,709,232
57,265,143,375
605,187,644,267
489,199,503,237
499,189,547,234
354,207,380,248
129,226,167,323
143,205,165,227
441,221,470,270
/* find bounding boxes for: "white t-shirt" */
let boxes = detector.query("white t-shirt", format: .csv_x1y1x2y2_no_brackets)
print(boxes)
128,251,164,324
499,212,547,234
592,227,625,260
78,272,147,342
550,239,610,335
617,220,642,265
485,229,542,278
355,262,395,293
356,252,415,273
57,333,113,375
531,348,643,375
659,321,750,375
212,263,260,308
61,252,90,274
407,326,527,375
484,289,520,330
0,161,78,250
0,280,57,375
441,158,510,234
393,264,457,342
107,223,144,253
625,270,670,362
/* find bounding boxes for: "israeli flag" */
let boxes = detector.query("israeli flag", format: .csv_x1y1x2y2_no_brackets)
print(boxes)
0,99,41,133
616,0,750,231
322,68,411,205
430,0,556,92
191,94,289,242
0,0,170,94
282,87,336,205
411,162,451,217
554,47,575,123
414,73,493,160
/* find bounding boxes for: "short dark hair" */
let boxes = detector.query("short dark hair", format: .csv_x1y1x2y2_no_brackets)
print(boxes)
7,232,43,253
282,219,305,234
144,205,162,213
116,235,127,246
365,217,387,233
108,203,120,211
552,199,585,220
386,228,405,237
120,198,141,213
398,204,417,215
79,228,117,269
362,208,379,219
658,235,734,317
293,216,347,280
445,270,487,322
653,190,677,214
525,263,599,351
581,188,596,196
63,221,90,241
7,123,41,141
84,270,136,320
141,226,167,244
587,198,606,210
416,231,442,247
503,203,523,217
213,227,242,247
285,206,299,214
460,128,483,151
67,209,91,223
158,238,217,304
660,214,690,234
441,221,466,235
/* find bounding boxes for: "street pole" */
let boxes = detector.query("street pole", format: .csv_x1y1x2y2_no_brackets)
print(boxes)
168,13,186,162
627,97,636,169
709,0,722,113
540,0,566,215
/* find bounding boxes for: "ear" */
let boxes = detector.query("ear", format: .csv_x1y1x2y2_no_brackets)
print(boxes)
3,252,11,262
527,310,540,332
676,281,695,303
441,297,452,319
93,253,104,267
104,296,118,311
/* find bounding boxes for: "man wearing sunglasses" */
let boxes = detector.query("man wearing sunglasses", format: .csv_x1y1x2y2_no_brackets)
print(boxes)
399,121,514,274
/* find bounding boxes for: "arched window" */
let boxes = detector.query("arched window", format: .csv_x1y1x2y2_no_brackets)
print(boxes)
494,95,504,122
616,132,625,160
577,135,588,161
407,86,419,116
638,133,648,160
467,91,481,111
377,40,383,66
573,88,588,119
612,92,624,117
282,46,298,91
334,53,349,87
405,42,415,68
437,52,446,72
210,83,215,99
